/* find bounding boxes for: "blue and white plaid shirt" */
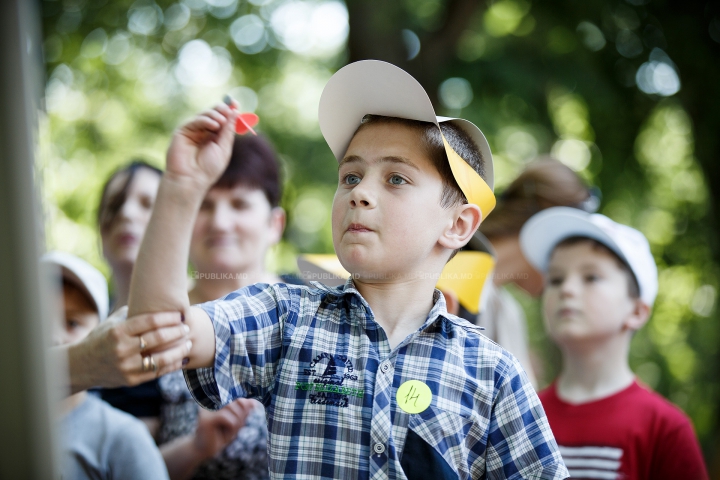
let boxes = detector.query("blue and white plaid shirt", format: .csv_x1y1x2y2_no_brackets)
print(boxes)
185,279,568,479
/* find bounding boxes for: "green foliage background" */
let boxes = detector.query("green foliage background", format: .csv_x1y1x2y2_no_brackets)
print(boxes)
40,0,720,467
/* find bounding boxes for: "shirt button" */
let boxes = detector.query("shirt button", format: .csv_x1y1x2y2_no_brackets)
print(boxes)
380,362,390,373
373,443,386,455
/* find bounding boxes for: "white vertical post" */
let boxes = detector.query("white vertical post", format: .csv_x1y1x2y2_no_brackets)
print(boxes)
0,0,60,478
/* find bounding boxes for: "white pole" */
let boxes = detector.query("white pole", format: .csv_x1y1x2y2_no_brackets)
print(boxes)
0,0,61,478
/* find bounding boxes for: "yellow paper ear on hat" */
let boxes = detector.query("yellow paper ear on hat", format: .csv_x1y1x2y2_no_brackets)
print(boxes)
436,251,496,315
441,135,496,222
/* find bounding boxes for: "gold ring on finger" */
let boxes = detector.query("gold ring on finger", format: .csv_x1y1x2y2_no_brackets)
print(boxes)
150,355,158,373
142,355,151,372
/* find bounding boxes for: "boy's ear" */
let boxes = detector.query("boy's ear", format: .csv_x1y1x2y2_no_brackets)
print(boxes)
625,299,651,331
438,203,482,251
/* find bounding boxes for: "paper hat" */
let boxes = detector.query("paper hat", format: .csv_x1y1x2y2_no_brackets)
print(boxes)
318,60,496,221
520,207,658,307
41,251,110,321
436,231,497,315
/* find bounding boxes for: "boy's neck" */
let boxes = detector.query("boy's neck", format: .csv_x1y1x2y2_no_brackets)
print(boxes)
189,269,282,304
354,276,438,350
556,335,635,404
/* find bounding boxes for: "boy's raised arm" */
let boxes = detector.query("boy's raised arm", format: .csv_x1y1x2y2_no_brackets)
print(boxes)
127,103,238,368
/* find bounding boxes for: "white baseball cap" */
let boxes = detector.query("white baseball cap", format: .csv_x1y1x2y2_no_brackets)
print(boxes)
41,251,109,321
520,207,658,307
318,60,496,220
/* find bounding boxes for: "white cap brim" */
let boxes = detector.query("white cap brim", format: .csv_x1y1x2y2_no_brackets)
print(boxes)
41,251,109,321
520,207,658,307
318,60,494,189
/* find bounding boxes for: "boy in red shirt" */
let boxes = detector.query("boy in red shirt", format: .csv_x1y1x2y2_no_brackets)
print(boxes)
520,206,708,479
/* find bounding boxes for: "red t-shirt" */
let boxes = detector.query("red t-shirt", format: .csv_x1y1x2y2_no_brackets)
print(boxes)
539,380,708,480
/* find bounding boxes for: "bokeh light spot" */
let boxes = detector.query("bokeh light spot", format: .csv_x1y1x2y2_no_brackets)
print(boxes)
551,139,591,171
80,28,108,58
616,29,643,58
483,0,530,37
402,29,421,60
270,1,348,58
164,4,191,31
576,21,605,51
128,1,163,36
230,14,267,54
439,77,473,110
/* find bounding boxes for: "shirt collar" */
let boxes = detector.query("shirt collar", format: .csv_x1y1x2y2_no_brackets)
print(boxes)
311,278,454,330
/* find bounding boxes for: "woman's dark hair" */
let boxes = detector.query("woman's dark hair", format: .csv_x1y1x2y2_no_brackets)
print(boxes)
480,158,593,239
97,160,162,232
213,135,283,208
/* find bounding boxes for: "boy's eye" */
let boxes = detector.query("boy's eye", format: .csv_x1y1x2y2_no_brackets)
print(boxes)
343,174,361,185
584,274,600,283
548,277,563,286
389,175,407,185
66,319,80,330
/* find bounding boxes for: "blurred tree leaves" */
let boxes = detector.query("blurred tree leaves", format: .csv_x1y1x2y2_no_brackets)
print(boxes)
41,0,720,466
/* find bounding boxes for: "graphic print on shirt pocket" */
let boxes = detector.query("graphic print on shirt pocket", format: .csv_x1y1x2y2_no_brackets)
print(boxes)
403,406,475,480
295,352,364,408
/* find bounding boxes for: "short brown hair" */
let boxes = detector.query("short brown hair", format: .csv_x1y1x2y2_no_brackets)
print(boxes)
355,115,487,208
554,236,640,299
213,135,283,208
481,158,591,240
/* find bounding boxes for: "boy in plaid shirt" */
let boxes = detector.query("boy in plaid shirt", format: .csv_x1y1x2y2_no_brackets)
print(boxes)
129,61,568,479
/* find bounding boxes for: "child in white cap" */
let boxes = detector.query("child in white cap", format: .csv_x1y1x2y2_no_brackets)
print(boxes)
42,251,170,480
127,60,568,478
520,207,708,479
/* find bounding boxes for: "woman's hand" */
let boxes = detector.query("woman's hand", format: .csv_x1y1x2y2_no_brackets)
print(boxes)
165,101,238,191
160,399,259,480
67,307,190,393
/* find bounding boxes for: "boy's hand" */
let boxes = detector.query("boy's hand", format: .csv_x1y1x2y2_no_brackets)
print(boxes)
193,399,257,459
165,101,238,191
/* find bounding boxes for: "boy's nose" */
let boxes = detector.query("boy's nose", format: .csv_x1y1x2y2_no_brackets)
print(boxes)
559,276,580,297
348,182,376,209
350,198,370,207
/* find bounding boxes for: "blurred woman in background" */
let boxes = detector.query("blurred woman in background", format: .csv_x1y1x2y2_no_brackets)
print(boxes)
97,161,167,429
477,158,594,388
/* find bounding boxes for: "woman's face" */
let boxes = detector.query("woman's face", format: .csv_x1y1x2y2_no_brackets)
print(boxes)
100,168,161,272
189,184,284,275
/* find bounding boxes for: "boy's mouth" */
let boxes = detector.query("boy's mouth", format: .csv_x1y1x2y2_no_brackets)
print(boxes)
557,307,580,318
346,223,373,233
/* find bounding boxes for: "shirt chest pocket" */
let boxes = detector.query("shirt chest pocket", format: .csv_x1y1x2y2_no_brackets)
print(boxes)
402,407,482,480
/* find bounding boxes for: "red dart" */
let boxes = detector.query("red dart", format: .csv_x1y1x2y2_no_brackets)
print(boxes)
223,94,259,136
235,113,259,136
